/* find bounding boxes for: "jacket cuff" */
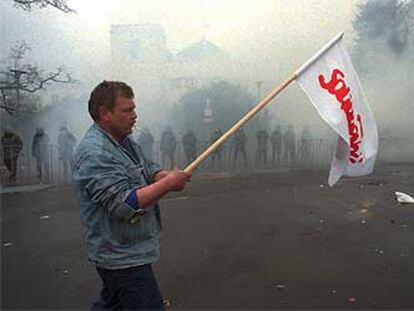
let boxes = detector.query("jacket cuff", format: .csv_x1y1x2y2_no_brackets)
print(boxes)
116,189,146,221
124,189,140,210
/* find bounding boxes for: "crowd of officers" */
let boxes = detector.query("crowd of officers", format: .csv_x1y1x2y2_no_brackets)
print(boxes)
135,125,314,170
1,124,314,182
1,126,77,183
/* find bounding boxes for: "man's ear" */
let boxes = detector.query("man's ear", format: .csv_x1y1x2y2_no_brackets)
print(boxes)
99,106,111,123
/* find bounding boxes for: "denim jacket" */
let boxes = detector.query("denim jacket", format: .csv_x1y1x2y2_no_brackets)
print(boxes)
72,123,163,269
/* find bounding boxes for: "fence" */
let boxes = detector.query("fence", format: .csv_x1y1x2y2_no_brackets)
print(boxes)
151,139,335,170
1,138,337,186
2,137,412,186
0,144,65,186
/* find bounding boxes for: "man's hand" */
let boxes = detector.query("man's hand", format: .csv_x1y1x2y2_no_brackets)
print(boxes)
136,170,190,210
162,170,190,191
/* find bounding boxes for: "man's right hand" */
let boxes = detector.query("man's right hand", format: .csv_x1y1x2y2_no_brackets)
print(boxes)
162,170,190,191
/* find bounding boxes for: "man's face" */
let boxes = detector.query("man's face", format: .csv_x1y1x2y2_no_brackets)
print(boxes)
106,96,137,139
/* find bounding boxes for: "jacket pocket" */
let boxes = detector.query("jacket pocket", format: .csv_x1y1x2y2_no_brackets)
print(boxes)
109,212,158,245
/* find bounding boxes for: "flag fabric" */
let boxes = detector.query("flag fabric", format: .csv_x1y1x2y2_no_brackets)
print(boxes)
295,32,378,186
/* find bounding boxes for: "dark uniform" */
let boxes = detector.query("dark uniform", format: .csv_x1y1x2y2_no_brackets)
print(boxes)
57,126,77,182
182,130,197,165
233,128,248,168
210,128,223,169
283,125,296,164
227,135,235,165
32,127,50,182
256,129,269,167
160,128,177,170
1,129,23,181
298,126,312,163
270,125,282,163
136,128,154,160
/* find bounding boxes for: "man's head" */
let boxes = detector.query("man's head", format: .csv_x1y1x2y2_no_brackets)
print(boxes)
88,81,136,141
3,127,12,136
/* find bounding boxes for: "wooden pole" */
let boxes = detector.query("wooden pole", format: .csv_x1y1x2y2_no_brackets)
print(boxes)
184,72,297,174
130,73,296,224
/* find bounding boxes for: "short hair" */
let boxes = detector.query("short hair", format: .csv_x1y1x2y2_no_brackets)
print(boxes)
88,81,134,122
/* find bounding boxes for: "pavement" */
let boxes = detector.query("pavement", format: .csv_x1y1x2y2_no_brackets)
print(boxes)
0,183,55,194
2,163,414,309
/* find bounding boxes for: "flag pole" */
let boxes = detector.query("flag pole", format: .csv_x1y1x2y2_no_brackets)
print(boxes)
131,74,295,224
184,72,297,174
184,31,345,175
295,31,344,76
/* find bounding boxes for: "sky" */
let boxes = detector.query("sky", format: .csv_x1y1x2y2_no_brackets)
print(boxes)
1,0,413,159
0,0,361,137
1,0,359,83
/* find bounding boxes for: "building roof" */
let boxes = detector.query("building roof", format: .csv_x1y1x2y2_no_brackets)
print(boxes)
176,39,228,62
111,23,164,35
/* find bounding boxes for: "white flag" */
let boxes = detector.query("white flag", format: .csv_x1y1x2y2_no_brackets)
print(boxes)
295,32,378,186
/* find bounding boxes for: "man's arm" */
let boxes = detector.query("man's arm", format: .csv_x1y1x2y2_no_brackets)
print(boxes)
136,170,189,209
152,170,169,182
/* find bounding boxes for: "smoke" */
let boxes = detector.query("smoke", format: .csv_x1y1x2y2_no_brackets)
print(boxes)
351,32,414,162
1,0,412,164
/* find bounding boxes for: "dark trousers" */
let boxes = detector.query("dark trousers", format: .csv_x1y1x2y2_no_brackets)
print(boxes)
161,152,175,170
271,146,281,163
257,149,267,166
233,147,247,168
92,264,164,310
4,158,17,178
60,158,72,183
35,157,49,181
211,151,222,168
184,151,196,166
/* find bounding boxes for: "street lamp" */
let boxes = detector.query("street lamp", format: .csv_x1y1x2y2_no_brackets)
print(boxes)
203,98,213,123
203,98,214,141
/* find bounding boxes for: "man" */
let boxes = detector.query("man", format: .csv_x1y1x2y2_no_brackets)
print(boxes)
256,129,269,167
1,128,23,181
283,125,296,164
31,127,50,182
233,128,248,168
298,125,312,163
210,128,223,169
160,127,177,170
57,126,77,183
72,81,189,310
270,125,283,164
227,135,235,165
182,129,197,165
135,127,154,160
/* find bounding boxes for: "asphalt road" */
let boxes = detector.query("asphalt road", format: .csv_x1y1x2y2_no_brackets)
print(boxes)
2,163,414,309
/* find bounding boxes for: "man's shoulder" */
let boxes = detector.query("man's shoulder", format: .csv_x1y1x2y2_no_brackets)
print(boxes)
74,126,106,159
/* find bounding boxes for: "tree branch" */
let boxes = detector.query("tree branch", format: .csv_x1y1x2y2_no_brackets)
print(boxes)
19,68,74,93
0,41,76,116
13,0,76,13
0,89,16,115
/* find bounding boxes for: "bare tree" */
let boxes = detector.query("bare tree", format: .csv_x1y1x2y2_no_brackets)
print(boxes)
353,0,414,54
12,0,75,13
0,41,74,116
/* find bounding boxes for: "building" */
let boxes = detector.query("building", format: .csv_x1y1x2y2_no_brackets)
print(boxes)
110,24,246,111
